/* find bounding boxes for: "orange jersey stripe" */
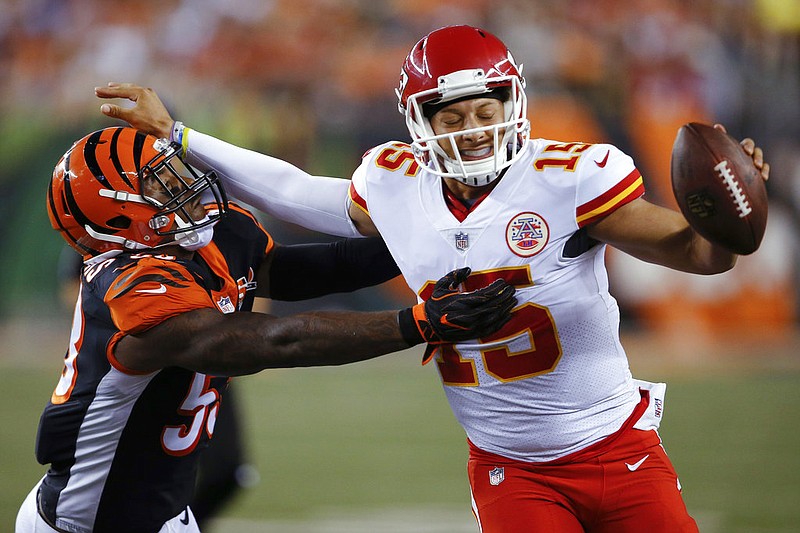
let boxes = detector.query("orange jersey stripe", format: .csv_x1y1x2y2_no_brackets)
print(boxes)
576,170,644,228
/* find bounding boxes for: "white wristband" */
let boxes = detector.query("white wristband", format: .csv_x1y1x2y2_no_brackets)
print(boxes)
170,121,185,144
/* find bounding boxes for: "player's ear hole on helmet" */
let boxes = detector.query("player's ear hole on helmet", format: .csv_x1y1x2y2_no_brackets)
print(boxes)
106,216,131,230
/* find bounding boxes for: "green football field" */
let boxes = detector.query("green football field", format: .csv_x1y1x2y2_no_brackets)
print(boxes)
2,325,799,532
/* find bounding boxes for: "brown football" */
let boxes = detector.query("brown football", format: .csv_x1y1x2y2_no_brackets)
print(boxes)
670,122,767,255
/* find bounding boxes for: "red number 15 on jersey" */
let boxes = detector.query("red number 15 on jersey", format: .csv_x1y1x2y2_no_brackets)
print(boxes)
419,266,562,386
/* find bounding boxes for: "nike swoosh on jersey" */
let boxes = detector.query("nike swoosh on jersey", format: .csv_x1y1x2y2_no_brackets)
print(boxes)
625,454,650,472
594,150,610,168
135,284,167,294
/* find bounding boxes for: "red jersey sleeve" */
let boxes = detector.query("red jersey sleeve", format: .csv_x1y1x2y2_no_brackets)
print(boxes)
574,144,645,228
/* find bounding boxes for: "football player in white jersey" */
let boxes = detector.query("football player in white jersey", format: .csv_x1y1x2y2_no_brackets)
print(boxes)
96,24,769,533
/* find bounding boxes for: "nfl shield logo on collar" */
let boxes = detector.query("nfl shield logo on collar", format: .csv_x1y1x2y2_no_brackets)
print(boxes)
455,231,469,251
216,296,236,314
489,466,504,486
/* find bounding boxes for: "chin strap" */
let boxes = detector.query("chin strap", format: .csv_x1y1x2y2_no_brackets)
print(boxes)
173,214,216,251
84,225,152,250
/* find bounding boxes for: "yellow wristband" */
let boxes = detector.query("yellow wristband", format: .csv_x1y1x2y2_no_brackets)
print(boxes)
181,127,190,157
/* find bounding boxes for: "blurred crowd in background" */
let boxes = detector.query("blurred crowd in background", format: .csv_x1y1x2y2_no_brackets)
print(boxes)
1,0,799,344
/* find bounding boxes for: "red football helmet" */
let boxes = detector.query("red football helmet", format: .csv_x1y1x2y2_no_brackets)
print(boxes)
396,25,529,186
47,127,228,258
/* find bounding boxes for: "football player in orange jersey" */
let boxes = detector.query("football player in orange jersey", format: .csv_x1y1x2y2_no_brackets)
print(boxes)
16,126,515,533
54,243,257,530
94,25,770,533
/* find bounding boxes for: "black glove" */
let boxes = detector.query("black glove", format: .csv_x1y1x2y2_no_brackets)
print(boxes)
398,267,516,347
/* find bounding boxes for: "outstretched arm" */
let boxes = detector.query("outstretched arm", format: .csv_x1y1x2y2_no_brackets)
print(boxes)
186,129,367,236
261,237,401,301
116,307,413,375
114,268,516,375
95,82,371,237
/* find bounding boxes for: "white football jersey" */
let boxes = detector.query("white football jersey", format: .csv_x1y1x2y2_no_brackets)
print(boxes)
350,139,647,462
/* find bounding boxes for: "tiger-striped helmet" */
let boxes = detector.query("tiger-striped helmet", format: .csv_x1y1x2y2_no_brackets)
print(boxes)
47,127,227,258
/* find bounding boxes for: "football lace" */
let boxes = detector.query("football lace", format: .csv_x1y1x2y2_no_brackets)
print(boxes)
714,160,752,218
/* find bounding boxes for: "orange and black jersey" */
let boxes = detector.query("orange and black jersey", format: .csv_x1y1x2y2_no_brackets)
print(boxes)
35,204,271,533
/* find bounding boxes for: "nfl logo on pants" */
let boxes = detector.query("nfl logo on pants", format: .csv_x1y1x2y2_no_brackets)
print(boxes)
489,467,505,486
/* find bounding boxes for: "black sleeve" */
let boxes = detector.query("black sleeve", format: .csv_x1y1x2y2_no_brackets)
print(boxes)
268,237,401,301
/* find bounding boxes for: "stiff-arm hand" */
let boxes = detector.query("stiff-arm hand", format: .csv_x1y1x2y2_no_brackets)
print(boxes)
95,82,175,140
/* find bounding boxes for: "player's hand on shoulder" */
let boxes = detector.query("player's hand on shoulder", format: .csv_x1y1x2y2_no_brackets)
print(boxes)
95,82,175,140
400,267,517,346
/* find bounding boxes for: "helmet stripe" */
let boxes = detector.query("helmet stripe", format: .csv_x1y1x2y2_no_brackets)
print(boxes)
62,147,72,190
62,166,114,242
48,159,99,256
109,127,135,189
83,130,113,190
132,130,148,173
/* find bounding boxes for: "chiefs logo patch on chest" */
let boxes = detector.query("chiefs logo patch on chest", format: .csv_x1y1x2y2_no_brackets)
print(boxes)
506,212,549,257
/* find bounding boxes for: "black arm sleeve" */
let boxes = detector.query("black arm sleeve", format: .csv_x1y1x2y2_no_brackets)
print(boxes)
268,237,401,301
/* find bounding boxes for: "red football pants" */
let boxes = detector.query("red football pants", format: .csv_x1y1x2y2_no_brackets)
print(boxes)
468,428,699,533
